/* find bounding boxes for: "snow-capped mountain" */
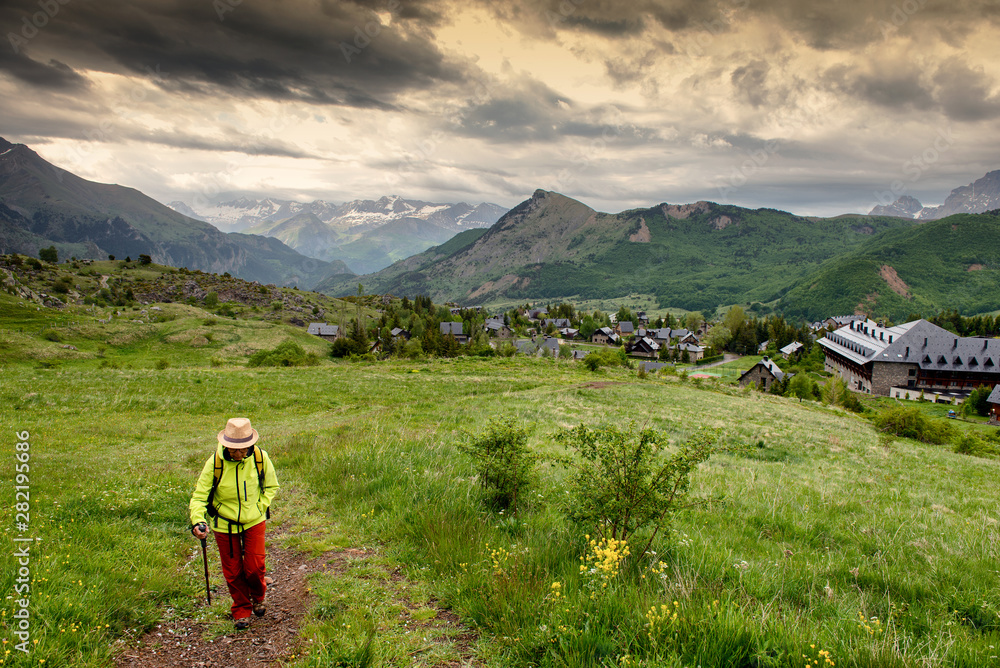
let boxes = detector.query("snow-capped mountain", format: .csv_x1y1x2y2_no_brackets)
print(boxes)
869,171,1000,220
166,194,509,274
169,195,507,234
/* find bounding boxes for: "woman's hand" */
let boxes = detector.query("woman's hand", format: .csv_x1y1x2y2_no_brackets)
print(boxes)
191,522,208,539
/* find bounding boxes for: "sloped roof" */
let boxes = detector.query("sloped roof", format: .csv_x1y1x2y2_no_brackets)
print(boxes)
988,385,1000,405
619,321,635,333
780,341,804,355
824,318,1000,373
740,356,785,382
440,321,464,336
308,322,339,336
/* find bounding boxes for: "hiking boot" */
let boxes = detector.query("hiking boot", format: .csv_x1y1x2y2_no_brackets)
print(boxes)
235,618,251,630
253,601,266,617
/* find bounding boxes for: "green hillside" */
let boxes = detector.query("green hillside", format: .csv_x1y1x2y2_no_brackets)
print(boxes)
778,211,1000,321
318,190,920,313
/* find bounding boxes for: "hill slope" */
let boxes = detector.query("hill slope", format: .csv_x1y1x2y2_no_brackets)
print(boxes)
777,210,1000,321
0,138,344,287
317,189,920,311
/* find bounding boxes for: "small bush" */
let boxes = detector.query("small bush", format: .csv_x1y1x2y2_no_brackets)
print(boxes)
154,359,170,370
459,416,537,512
249,340,319,367
209,356,224,368
555,423,720,560
953,433,998,458
583,348,628,371
42,329,61,342
871,405,953,444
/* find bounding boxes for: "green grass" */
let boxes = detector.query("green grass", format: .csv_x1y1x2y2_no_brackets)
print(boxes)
3,301,1000,667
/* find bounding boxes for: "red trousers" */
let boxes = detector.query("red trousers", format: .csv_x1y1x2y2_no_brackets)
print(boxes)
213,521,267,620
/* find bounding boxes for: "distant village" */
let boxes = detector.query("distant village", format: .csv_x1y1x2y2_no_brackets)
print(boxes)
308,302,1000,418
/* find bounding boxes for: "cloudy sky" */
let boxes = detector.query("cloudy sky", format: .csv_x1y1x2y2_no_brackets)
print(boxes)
2,0,998,216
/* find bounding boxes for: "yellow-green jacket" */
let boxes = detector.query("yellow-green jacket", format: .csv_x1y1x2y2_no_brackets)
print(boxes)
188,443,279,534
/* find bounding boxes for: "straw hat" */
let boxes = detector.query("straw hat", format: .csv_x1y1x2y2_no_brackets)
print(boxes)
218,417,259,448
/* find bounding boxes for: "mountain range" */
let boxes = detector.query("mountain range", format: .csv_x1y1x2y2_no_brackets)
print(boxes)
869,171,1000,219
169,195,507,274
317,188,1000,321
0,138,347,287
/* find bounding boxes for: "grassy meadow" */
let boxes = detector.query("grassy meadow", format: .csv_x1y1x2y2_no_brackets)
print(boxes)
2,293,1000,667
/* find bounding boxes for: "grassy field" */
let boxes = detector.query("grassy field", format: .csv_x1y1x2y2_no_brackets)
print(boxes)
2,293,1000,667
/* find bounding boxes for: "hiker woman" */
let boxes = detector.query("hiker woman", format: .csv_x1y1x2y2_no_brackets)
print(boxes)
189,418,279,630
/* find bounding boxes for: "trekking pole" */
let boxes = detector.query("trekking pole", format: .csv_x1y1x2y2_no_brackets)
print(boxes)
200,537,212,605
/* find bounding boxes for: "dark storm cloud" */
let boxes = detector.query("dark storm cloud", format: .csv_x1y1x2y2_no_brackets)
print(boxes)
824,57,1000,122
824,63,936,112
932,58,1000,121
0,49,86,89
0,0,473,108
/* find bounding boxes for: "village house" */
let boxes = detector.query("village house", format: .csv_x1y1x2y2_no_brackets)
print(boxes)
558,327,581,340
485,318,514,339
440,321,468,344
591,326,621,346
780,341,804,359
818,318,1000,398
543,318,571,329
616,321,635,337
307,322,341,341
389,327,411,341
675,342,705,361
628,336,660,359
738,356,788,391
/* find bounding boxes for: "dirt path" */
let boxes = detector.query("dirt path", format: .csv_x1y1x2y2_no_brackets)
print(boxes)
116,538,327,668
115,533,480,667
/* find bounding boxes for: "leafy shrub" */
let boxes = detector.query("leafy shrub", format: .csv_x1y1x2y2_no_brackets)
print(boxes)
209,356,224,368
871,405,953,444
42,329,61,342
953,433,999,458
458,416,536,511
154,359,170,370
138,254,152,265
39,245,58,263
204,291,219,308
555,423,720,560
583,348,629,371
249,340,319,367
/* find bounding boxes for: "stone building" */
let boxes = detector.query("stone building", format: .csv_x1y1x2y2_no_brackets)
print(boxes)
818,318,1000,398
738,356,787,391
